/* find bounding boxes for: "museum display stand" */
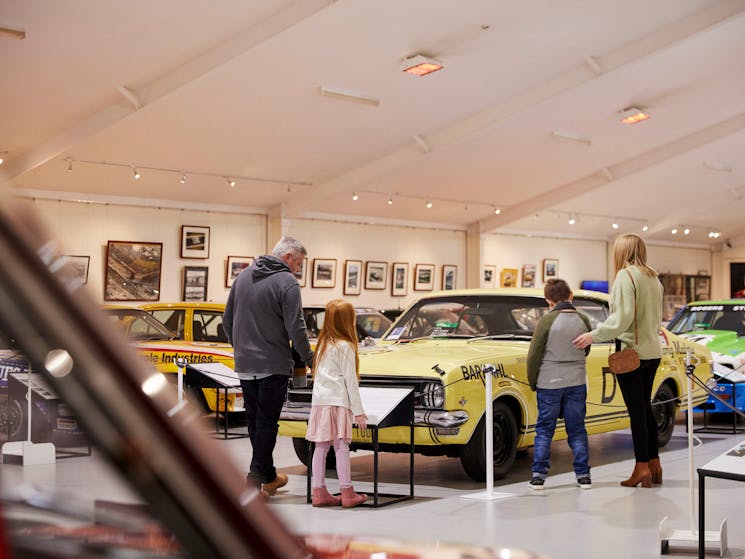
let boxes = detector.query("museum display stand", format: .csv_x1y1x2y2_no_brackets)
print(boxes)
462,364,513,501
184,362,247,440
1,365,55,465
660,350,726,556
305,386,415,508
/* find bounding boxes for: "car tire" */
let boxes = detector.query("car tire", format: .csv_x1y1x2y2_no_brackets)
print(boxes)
0,399,23,443
653,383,676,448
292,437,336,470
460,400,518,482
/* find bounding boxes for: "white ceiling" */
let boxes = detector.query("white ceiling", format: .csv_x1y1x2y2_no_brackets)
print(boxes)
2,0,744,247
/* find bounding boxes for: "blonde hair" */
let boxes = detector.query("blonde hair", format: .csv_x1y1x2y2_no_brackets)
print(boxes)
313,299,360,379
613,234,657,277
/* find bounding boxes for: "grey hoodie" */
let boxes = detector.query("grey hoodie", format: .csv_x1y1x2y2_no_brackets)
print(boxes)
223,255,313,376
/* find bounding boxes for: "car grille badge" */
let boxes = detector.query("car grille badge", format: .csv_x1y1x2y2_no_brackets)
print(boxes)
458,396,467,407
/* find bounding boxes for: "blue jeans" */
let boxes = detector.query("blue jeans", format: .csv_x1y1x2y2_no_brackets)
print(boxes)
532,384,590,478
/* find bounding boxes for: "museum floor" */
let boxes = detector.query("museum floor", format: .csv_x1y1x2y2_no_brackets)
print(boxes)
3,414,744,558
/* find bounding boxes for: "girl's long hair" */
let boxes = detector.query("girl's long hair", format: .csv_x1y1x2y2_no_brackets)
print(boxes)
613,233,657,277
313,299,359,379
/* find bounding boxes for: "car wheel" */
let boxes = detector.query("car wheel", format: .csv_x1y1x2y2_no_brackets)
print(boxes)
292,437,336,469
653,383,676,448
460,401,518,482
0,399,23,442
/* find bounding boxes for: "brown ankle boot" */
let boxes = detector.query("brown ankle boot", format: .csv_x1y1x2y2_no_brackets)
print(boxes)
620,462,652,488
312,486,341,507
649,458,662,484
340,486,367,508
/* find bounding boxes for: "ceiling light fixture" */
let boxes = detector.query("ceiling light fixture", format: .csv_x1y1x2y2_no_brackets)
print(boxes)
642,224,649,232
426,200,433,208
619,106,651,125
671,228,678,235
387,195,393,205
612,222,619,229
0,151,7,165
352,192,359,201
401,54,443,77
180,172,187,184
227,177,236,188
494,207,501,215
132,166,140,180
703,160,733,173
708,231,721,238
319,86,380,106
568,215,576,225
551,130,591,146
683,228,690,235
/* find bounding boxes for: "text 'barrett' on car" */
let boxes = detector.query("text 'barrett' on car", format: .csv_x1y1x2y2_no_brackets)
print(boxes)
279,288,714,481
104,305,239,413
666,300,745,413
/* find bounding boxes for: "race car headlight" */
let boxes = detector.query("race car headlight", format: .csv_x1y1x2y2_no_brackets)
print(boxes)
421,381,445,409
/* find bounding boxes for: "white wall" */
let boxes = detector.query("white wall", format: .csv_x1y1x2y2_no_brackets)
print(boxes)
284,218,466,311
482,233,608,291
647,244,712,276
28,198,266,304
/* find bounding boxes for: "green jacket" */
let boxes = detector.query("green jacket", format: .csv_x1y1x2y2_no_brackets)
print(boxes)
590,265,663,360
527,304,591,391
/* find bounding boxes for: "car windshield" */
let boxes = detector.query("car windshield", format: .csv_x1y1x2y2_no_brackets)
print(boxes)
105,308,176,341
304,308,393,339
384,295,608,341
667,304,745,336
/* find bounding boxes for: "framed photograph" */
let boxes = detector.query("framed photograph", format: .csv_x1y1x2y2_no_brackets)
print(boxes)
312,258,337,288
180,225,210,259
365,261,388,290
226,256,253,288
104,241,163,301
442,264,457,290
391,262,409,297
482,265,496,288
414,263,435,291
296,257,308,287
522,264,537,287
63,255,90,284
542,258,559,282
344,259,362,295
500,268,519,288
183,266,208,302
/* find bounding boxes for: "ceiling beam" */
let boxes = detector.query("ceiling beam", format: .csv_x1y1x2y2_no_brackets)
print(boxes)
282,0,745,218
478,111,745,232
0,0,335,187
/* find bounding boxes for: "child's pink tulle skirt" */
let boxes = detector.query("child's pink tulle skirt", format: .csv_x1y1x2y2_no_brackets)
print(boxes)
306,405,354,443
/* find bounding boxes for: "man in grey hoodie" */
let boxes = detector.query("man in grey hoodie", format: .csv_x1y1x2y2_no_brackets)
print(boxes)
224,236,314,496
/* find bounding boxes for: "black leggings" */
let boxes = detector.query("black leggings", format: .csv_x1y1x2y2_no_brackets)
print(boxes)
616,358,661,462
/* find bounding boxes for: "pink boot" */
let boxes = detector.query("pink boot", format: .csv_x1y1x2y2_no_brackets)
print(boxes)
312,486,341,507
340,486,367,508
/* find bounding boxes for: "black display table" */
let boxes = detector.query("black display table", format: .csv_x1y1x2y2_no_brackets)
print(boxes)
693,378,745,434
184,363,247,440
305,386,415,508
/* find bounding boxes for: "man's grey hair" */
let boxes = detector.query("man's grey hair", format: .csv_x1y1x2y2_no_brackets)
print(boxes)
272,236,307,257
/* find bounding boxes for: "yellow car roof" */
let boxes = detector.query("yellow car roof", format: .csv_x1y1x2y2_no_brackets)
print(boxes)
140,302,226,311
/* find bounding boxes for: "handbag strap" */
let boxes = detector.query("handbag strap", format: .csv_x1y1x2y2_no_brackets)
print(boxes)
611,268,638,353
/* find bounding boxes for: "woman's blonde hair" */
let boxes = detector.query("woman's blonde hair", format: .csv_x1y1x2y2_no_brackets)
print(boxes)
313,299,359,379
613,233,657,277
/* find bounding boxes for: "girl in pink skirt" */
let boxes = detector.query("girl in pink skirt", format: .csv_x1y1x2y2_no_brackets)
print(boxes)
305,299,368,508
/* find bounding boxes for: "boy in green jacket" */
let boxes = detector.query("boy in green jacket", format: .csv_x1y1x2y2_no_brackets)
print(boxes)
527,279,592,490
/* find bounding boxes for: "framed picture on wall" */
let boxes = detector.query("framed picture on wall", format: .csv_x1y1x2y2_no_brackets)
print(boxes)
414,263,435,291
344,259,362,295
482,265,496,288
104,241,163,301
312,258,337,288
542,258,559,282
365,261,387,290
183,266,208,301
296,257,308,287
226,256,253,287
180,225,210,259
500,268,519,288
63,255,90,284
522,264,536,287
391,262,409,296
442,264,457,290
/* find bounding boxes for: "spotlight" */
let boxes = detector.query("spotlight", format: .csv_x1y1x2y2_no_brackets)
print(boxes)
568,215,576,225
67,159,73,172
352,192,359,201
494,207,501,215
683,228,690,235
387,195,393,205
0,151,8,165
180,172,187,184
426,201,433,208
619,106,651,125
401,54,443,77
227,177,236,188
132,166,140,180
671,228,678,235
612,222,619,229
642,224,649,232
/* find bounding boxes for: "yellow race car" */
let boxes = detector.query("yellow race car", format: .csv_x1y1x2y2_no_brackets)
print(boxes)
105,305,237,413
279,288,713,481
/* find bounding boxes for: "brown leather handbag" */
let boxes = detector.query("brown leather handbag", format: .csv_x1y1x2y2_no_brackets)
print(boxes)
608,270,640,375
